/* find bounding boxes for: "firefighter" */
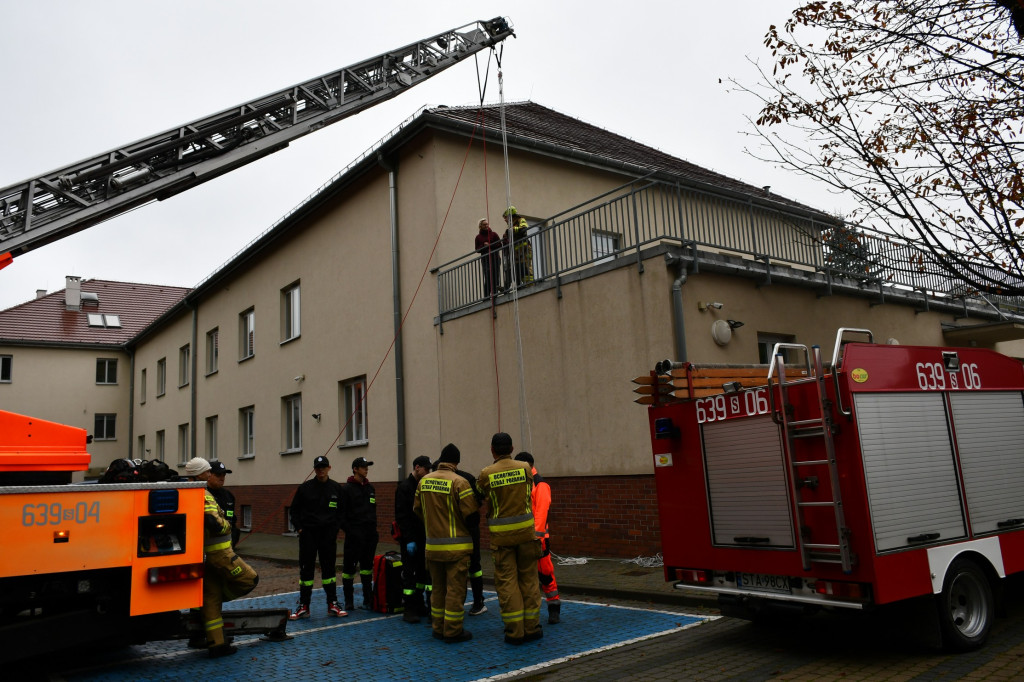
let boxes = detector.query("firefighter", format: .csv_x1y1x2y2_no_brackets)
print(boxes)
414,443,478,643
502,206,534,288
206,461,239,547
184,457,259,657
515,452,561,624
288,455,346,620
395,454,432,623
340,456,378,610
452,461,487,615
477,433,543,644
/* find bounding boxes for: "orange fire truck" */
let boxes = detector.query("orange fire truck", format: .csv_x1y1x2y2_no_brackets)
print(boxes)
642,328,1024,651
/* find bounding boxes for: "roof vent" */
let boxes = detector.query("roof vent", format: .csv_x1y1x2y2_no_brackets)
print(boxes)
81,291,100,305
35,289,47,299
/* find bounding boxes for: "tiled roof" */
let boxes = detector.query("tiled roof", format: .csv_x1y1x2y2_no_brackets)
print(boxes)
422,102,817,213
0,280,190,346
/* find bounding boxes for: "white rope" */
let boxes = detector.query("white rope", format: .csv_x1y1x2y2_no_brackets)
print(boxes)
551,552,664,568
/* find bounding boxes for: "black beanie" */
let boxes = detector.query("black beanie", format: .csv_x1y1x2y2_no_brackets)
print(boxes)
514,451,534,467
439,443,461,464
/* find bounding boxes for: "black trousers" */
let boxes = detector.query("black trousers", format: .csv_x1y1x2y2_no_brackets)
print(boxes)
297,525,338,604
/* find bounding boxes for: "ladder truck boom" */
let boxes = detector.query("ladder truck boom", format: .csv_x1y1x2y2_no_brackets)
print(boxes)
0,17,514,259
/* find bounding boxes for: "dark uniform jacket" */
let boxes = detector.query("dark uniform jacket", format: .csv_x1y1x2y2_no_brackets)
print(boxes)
395,474,426,546
289,478,343,532
340,477,376,533
210,486,240,546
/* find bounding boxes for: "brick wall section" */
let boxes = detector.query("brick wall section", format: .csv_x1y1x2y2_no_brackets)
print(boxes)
230,474,661,560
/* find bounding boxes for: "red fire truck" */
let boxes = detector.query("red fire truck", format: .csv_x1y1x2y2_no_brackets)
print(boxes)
643,328,1024,651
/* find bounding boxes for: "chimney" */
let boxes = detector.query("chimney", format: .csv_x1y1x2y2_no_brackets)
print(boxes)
65,276,82,311
35,289,47,299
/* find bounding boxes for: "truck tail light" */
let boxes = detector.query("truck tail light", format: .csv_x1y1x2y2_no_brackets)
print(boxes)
674,568,710,584
813,580,866,600
148,563,204,585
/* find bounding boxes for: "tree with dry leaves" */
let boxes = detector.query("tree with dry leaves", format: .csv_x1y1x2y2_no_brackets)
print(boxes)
741,1,1024,296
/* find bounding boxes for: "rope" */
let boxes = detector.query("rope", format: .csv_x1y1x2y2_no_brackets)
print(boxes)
551,552,664,568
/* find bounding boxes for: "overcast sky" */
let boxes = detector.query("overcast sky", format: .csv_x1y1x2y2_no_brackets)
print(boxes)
0,0,840,311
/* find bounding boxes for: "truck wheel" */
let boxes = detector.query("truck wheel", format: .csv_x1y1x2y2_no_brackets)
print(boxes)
937,558,993,652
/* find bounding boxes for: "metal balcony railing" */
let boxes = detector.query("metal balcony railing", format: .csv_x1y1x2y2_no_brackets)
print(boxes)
434,176,1024,319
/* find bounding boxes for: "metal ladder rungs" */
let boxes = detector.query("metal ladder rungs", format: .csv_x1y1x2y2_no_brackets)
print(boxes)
798,501,838,508
793,459,831,466
804,542,842,551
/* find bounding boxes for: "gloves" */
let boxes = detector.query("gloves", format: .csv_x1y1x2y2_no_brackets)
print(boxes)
406,541,417,555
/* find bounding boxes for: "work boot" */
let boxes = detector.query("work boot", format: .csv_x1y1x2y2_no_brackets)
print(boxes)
548,601,561,624
342,578,354,611
208,644,237,658
402,596,420,623
360,574,374,610
444,629,473,644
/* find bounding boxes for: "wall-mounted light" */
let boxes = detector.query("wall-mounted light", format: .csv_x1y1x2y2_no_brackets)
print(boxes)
311,413,322,423
698,301,724,312
727,320,744,330
294,374,305,382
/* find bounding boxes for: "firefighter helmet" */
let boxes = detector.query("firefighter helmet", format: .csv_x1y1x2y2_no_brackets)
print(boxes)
502,206,518,218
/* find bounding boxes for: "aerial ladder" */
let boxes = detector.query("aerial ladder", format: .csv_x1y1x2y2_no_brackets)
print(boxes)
0,17,514,265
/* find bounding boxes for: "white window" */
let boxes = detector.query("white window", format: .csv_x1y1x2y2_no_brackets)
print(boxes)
758,332,796,365
94,414,116,441
240,406,255,458
205,416,218,461
592,230,620,263
206,328,219,375
1,354,12,382
140,368,147,404
87,313,121,328
342,377,368,445
241,505,252,531
138,434,146,458
240,308,255,360
179,344,190,387
285,507,296,533
157,358,166,396
283,393,302,452
281,282,301,343
96,358,117,385
156,430,165,462
178,424,190,465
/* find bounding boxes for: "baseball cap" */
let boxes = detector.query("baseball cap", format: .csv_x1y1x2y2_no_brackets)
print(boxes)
313,456,330,469
209,461,232,475
352,457,374,469
183,457,211,477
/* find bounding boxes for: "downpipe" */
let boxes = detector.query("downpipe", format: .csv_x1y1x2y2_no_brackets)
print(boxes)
665,252,688,362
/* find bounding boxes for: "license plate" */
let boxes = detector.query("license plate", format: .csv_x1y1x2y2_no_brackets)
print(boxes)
737,572,792,594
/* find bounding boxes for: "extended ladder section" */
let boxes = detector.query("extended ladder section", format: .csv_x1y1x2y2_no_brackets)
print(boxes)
771,344,854,573
0,18,514,257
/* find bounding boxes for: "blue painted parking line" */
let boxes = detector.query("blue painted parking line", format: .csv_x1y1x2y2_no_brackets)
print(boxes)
66,590,715,681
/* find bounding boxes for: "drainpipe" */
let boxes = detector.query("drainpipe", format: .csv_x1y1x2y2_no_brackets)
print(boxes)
127,346,135,458
189,301,198,458
665,252,688,362
379,152,406,482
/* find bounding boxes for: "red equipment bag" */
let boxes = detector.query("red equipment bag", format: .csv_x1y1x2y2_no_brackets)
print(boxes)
372,551,405,614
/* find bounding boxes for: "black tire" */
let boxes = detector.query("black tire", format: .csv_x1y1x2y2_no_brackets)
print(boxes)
937,558,994,652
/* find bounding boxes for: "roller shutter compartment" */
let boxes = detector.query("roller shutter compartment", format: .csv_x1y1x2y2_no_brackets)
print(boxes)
855,393,966,552
703,415,794,548
950,391,1024,535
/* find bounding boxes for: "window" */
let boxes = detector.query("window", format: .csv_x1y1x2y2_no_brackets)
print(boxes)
240,406,255,458
285,507,296,533
281,282,301,343
206,328,219,375
282,393,302,453
96,358,117,385
0,354,12,382
140,368,147,404
178,424,190,465
592,230,620,264
94,414,116,441
241,505,252,531
156,358,166,396
205,416,218,461
240,308,255,360
138,434,146,458
178,344,190,387
341,377,368,445
758,332,796,365
155,430,165,461
87,313,121,328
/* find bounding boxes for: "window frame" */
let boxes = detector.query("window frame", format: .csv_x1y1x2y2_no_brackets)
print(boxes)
239,308,255,361
239,406,255,459
282,393,302,453
1,354,13,383
281,282,301,344
140,367,147,404
94,413,116,441
206,328,219,375
591,229,621,264
178,344,191,388
178,423,190,465
205,415,219,461
341,377,368,447
96,357,118,385
156,430,165,462
156,358,166,397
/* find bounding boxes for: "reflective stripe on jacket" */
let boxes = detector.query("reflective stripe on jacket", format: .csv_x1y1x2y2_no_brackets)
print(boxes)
414,463,478,561
203,489,233,552
477,456,535,547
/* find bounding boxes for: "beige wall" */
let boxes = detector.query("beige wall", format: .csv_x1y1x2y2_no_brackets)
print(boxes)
133,312,194,469
0,344,130,473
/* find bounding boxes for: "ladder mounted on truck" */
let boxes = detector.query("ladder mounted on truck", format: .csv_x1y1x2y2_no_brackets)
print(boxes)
0,18,514,258
767,329,872,574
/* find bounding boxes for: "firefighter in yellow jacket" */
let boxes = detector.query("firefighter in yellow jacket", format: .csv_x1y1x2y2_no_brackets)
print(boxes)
414,443,478,643
184,457,259,657
477,432,542,644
